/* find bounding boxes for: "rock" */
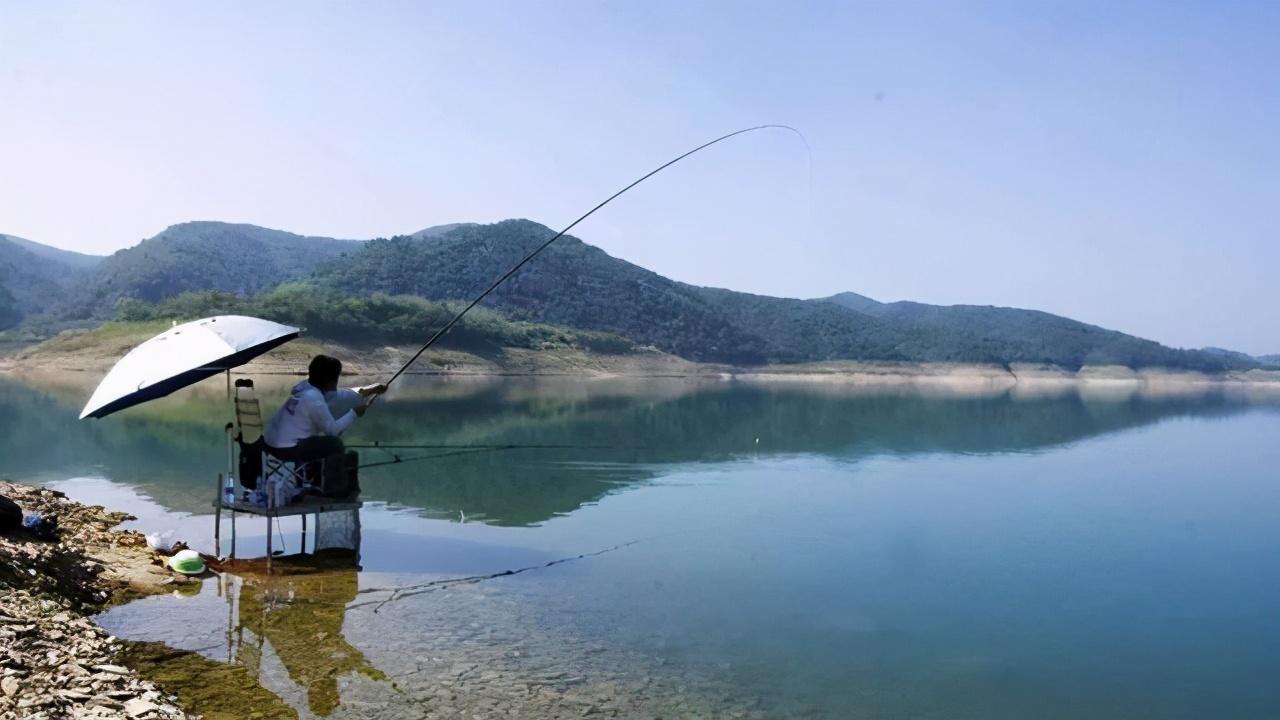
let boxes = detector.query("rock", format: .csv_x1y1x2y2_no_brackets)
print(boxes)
91,664,130,675
2,675,19,696
123,697,160,717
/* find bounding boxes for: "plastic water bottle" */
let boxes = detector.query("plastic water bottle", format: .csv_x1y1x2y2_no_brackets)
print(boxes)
223,475,236,506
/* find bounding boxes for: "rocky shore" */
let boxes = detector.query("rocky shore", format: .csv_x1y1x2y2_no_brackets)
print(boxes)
0,481,194,720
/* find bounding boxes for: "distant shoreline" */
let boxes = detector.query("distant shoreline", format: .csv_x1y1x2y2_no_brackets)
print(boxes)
4,324,1280,390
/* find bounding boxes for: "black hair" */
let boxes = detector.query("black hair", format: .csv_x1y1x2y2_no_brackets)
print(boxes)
307,355,343,386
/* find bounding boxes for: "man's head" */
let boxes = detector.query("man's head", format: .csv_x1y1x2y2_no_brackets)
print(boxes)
307,355,343,392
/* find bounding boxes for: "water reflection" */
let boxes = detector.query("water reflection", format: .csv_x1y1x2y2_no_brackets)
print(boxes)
115,559,381,720
26,372,1280,719
2,374,1279,525
232,563,384,717
105,550,756,720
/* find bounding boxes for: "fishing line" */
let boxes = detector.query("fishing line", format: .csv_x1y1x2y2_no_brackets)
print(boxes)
352,441,657,469
348,539,642,613
356,446,505,470
346,442,640,451
375,124,808,396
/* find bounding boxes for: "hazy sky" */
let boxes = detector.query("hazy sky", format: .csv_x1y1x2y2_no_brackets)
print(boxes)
2,2,1277,352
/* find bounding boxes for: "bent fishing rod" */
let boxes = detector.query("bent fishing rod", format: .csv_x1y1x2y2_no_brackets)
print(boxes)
374,124,806,397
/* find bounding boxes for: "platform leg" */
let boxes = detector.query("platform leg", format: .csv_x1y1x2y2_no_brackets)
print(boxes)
266,513,273,574
301,513,307,555
224,575,234,663
353,509,362,565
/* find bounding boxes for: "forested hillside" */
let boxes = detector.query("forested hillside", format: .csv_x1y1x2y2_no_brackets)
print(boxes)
313,220,773,362
821,293,1235,370
0,284,19,329
1,234,102,270
1,219,1256,371
112,285,634,356
311,220,1242,370
58,222,361,319
0,234,102,330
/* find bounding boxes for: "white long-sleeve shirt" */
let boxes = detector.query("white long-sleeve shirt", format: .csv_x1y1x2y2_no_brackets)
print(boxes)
264,381,362,448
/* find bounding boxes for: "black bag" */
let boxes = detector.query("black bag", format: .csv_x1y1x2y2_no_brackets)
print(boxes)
238,437,264,490
0,495,20,532
319,451,360,498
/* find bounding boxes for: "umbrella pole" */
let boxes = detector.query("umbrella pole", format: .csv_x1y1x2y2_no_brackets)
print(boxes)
225,369,231,400
214,473,223,557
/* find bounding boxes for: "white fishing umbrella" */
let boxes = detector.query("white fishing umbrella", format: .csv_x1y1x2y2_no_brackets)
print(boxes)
80,315,300,420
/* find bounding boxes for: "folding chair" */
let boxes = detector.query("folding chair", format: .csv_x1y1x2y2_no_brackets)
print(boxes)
230,379,311,504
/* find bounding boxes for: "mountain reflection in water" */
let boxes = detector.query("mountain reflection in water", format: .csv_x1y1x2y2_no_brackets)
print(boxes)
1,374,1277,525
8,373,1280,718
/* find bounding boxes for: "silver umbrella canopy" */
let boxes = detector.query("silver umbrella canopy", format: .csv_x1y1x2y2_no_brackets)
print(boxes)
80,315,300,420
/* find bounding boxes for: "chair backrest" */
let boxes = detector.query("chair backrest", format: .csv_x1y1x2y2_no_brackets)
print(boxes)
234,380,264,444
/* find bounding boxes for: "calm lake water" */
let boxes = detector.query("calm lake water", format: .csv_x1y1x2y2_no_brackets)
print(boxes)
3,374,1280,719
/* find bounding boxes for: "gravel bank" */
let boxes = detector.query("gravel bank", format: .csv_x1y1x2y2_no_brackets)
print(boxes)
0,481,194,720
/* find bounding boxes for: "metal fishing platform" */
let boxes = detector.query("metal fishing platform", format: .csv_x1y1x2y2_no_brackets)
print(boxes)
214,377,363,571
212,493,363,565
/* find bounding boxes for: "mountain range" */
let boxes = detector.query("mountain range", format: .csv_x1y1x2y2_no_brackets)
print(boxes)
0,234,103,330
0,220,1267,371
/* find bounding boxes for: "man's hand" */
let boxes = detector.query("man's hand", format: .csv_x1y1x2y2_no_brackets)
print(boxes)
358,383,389,397
354,401,370,417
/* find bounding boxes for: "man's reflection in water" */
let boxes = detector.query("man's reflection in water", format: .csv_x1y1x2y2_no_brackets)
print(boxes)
234,560,384,716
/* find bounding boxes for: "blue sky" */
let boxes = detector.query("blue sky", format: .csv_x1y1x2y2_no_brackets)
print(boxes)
2,2,1277,352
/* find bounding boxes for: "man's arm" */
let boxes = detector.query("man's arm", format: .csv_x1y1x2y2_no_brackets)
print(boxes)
327,384,384,417
305,391,358,436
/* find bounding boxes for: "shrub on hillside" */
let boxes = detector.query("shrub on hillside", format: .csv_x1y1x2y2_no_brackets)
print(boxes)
109,285,635,355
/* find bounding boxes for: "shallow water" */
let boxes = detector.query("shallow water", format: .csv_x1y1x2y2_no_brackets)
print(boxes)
4,375,1280,718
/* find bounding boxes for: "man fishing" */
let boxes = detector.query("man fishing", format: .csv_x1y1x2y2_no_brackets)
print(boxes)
265,354,387,493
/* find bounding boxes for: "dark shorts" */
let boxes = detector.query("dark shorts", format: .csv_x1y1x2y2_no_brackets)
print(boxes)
267,435,345,463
